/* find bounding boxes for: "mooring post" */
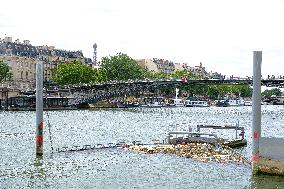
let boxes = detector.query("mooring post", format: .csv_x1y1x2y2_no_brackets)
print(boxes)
4,87,8,111
36,61,44,157
252,51,262,174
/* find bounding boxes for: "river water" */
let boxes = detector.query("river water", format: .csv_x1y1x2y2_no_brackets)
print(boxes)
0,106,284,189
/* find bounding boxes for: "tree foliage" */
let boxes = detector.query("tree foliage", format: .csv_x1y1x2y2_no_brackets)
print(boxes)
170,70,194,79
262,88,282,97
180,84,252,99
100,53,145,81
0,60,12,82
52,61,100,85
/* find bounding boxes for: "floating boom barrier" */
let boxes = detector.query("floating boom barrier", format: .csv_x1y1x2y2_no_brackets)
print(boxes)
55,142,125,153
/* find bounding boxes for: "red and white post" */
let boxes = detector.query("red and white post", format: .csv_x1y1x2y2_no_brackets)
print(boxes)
252,51,262,174
36,61,44,156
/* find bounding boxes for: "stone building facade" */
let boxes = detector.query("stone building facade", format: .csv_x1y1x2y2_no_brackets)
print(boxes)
184,62,207,78
174,63,186,72
152,58,175,74
136,58,176,74
0,36,89,90
136,59,159,72
0,55,37,89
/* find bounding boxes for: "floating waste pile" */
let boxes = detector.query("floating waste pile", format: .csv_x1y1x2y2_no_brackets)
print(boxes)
128,143,248,164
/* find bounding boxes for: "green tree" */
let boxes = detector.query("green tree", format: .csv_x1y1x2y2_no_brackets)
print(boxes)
52,61,96,85
262,88,282,97
179,84,252,99
234,85,253,97
93,68,106,82
151,71,168,79
142,70,156,79
0,60,12,82
100,53,145,81
170,70,194,79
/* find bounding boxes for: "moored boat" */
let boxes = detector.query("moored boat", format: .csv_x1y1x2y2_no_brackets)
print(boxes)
215,97,245,107
184,97,209,107
244,101,252,106
173,98,184,107
174,88,184,107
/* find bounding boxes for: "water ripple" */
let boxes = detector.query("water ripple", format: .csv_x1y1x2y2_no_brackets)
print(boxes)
1,106,284,188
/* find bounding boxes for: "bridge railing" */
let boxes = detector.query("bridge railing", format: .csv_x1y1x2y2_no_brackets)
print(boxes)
59,78,284,106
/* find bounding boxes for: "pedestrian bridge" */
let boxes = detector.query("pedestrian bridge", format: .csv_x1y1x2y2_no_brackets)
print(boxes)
53,79,284,107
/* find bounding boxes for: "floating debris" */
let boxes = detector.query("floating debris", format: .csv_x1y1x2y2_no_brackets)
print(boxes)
53,142,248,165
127,143,248,164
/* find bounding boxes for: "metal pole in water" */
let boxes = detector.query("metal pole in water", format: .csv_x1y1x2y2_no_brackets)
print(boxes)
252,51,262,174
36,61,44,157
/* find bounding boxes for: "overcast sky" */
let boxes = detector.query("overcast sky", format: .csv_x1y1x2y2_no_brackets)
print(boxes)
1,0,284,77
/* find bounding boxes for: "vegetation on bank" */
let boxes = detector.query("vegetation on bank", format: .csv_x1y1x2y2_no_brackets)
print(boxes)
261,88,282,97
180,84,253,99
52,61,104,85
0,60,12,82
100,53,146,81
